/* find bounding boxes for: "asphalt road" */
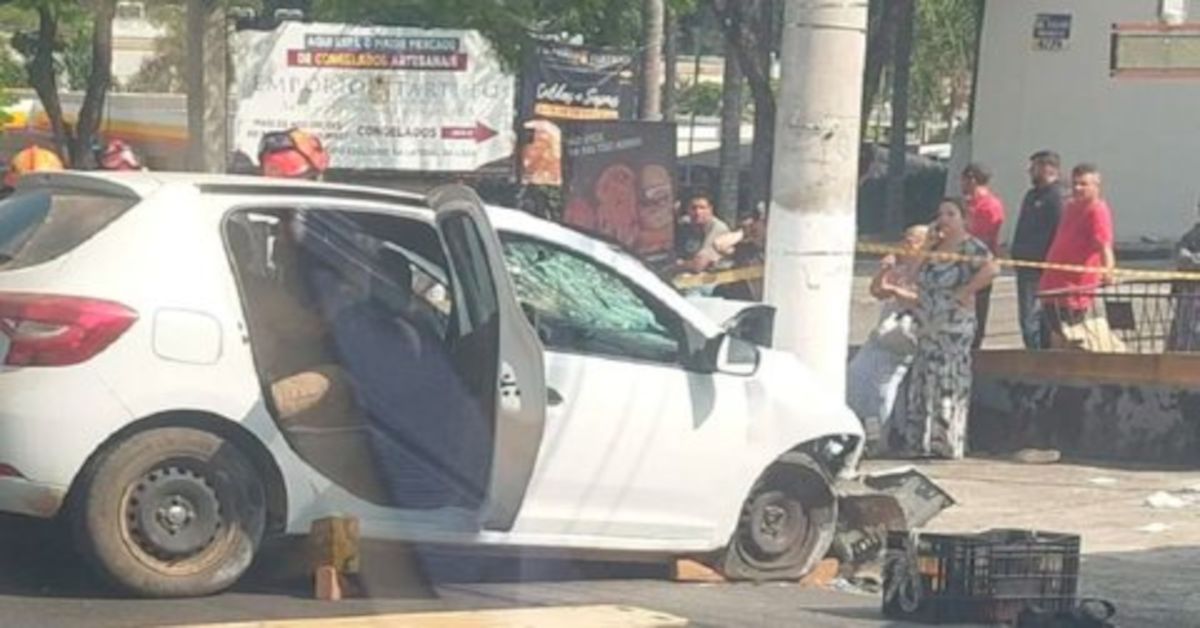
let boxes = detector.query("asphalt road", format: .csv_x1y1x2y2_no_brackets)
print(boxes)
0,513,923,628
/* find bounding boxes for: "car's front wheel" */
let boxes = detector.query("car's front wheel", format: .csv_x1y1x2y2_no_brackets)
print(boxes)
72,427,266,597
721,453,838,581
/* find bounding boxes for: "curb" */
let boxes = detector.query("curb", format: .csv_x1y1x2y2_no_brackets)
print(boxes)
166,605,688,627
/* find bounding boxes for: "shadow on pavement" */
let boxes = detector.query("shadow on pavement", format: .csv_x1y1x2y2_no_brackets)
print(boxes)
412,547,670,585
0,514,103,598
1081,545,1200,627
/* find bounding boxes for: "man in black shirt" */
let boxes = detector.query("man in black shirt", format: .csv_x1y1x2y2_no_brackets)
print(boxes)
1011,150,1065,349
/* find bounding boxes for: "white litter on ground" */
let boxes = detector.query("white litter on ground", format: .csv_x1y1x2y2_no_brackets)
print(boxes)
1145,491,1190,509
1137,523,1173,533
1088,477,1118,486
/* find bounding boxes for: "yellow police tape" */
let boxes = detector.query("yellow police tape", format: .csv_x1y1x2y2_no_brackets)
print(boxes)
672,242,1200,289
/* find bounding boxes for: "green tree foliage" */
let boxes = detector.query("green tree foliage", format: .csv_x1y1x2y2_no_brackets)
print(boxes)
911,0,979,133
61,16,93,91
0,49,20,130
676,79,720,117
126,2,186,93
313,0,695,67
5,0,91,89
0,37,24,122
1,0,117,165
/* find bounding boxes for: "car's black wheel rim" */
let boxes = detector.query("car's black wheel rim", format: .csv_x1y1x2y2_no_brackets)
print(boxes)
745,489,810,561
124,465,223,562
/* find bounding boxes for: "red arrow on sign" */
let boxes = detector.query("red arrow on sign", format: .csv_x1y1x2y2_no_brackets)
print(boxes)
441,122,499,143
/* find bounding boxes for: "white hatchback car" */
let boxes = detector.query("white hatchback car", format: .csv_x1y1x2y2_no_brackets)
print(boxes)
0,171,863,597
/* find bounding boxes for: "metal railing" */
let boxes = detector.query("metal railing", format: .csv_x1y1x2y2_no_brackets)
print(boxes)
1039,280,1200,353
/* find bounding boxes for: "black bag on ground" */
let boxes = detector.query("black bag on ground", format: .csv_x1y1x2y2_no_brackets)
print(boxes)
1016,599,1117,628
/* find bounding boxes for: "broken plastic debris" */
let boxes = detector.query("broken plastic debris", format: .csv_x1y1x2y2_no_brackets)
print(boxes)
1145,491,1189,509
829,577,877,596
1137,523,1172,533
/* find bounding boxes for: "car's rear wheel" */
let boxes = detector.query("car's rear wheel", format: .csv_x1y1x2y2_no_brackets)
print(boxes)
721,453,837,581
72,427,266,597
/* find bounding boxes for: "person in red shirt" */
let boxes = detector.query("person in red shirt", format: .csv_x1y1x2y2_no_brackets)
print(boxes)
258,128,330,180
1038,163,1115,346
961,162,1005,349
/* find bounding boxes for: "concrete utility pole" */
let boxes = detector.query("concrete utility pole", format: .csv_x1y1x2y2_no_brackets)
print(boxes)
641,0,665,120
186,0,228,173
764,0,868,398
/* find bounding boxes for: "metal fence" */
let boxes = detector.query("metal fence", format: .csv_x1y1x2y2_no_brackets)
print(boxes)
1039,280,1200,354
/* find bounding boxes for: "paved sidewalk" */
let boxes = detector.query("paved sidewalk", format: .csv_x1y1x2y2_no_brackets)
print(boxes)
866,458,1200,627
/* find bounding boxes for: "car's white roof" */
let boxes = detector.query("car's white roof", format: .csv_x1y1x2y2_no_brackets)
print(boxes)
17,170,721,335
18,170,427,205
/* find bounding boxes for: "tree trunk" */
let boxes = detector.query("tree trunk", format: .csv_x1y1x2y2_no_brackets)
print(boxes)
710,0,776,217
743,0,775,218
186,0,207,171
884,0,916,236
27,6,68,161
202,1,228,172
640,0,664,120
860,0,900,140
662,6,678,122
965,0,986,132
747,78,774,217
71,0,118,168
717,48,743,223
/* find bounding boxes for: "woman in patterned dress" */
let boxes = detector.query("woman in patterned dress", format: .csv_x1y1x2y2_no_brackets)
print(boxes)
902,198,999,459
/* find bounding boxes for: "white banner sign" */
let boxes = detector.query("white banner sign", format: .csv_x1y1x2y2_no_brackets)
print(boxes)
232,22,516,172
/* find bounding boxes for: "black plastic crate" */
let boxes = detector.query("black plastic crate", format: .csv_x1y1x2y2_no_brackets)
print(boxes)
882,529,1081,624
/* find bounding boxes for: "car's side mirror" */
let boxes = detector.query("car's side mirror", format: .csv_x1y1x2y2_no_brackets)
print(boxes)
715,333,759,376
724,304,775,347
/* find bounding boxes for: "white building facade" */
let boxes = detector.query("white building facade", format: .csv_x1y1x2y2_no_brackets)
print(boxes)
971,0,1200,243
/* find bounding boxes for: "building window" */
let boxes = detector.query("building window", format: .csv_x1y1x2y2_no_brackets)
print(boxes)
1111,23,1200,78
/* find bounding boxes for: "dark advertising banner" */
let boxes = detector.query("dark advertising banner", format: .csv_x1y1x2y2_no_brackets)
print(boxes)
561,122,677,261
519,41,638,186
520,41,638,121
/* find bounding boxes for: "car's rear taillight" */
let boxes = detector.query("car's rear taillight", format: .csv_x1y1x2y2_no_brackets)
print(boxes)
0,293,138,367
0,463,23,478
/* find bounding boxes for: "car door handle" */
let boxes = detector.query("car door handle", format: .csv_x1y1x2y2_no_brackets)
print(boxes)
547,387,564,406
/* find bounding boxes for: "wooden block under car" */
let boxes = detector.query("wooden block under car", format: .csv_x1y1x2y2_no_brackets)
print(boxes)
313,565,345,601
798,558,841,588
671,559,726,583
309,516,361,600
309,516,361,574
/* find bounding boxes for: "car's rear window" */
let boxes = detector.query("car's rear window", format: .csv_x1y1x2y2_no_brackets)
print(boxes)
0,190,137,271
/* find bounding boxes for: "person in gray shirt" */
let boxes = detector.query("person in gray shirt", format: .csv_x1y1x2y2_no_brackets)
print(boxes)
675,192,732,273
1011,150,1065,349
